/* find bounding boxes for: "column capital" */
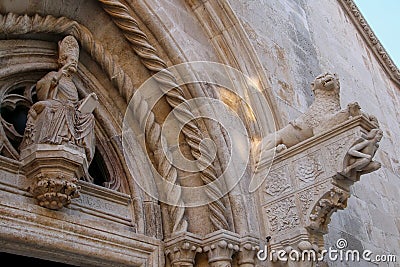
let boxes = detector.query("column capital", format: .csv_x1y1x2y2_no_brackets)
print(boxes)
165,232,202,267
203,230,240,267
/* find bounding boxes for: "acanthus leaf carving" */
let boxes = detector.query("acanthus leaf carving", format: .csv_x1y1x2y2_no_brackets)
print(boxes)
30,173,80,210
203,231,240,267
265,197,300,233
237,236,260,267
308,188,349,234
298,183,329,217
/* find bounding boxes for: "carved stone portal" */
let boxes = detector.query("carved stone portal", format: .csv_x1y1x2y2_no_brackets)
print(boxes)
19,35,98,210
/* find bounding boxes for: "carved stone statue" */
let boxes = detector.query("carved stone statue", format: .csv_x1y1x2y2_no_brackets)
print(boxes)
255,72,363,166
21,35,97,163
20,35,98,210
340,128,383,180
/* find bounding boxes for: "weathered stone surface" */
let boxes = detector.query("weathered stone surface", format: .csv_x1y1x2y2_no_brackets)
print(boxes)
0,0,399,266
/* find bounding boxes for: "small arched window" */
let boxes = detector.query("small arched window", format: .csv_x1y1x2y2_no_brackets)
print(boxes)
88,149,110,187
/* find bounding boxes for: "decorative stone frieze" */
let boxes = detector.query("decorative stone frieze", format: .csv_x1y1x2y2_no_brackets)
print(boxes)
265,196,300,234
264,166,292,197
294,152,324,184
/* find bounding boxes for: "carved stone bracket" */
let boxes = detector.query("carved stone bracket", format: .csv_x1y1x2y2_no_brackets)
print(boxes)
307,187,349,235
203,230,240,267
20,144,87,210
256,113,381,264
165,232,203,267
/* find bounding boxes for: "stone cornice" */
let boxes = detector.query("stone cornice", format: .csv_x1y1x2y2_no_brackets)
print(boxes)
338,0,400,87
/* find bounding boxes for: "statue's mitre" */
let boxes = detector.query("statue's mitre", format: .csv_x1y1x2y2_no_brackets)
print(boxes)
58,35,79,60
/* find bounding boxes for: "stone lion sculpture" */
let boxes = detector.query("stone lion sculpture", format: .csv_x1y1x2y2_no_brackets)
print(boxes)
255,72,371,165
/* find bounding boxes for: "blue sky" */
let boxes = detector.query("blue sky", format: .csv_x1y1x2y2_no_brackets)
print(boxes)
353,0,400,68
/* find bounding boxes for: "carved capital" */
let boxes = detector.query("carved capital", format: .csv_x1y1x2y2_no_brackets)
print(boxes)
20,144,87,210
203,230,240,267
237,236,260,267
165,233,202,267
30,174,80,210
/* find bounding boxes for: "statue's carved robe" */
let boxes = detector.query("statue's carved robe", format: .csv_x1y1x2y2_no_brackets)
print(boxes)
21,71,95,163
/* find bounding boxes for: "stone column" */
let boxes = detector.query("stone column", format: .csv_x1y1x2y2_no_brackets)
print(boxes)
203,230,240,267
165,233,202,267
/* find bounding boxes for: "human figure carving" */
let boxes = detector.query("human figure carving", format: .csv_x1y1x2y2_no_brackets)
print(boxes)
21,35,97,163
340,128,383,180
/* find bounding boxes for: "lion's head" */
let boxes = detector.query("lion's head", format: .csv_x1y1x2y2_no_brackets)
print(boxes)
311,72,340,95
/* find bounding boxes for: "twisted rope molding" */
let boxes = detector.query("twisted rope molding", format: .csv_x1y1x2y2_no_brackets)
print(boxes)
0,12,187,234
338,0,400,86
98,0,230,230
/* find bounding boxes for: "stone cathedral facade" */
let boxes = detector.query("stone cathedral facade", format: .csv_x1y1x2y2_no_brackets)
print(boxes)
0,1,399,266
